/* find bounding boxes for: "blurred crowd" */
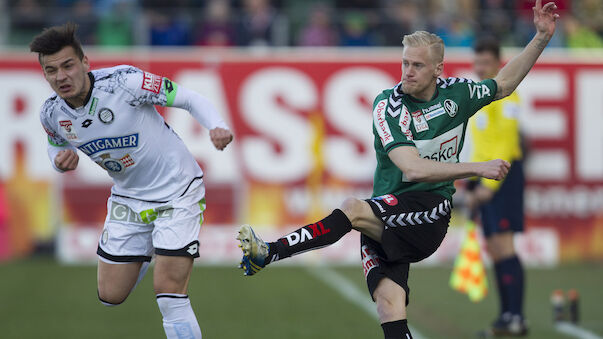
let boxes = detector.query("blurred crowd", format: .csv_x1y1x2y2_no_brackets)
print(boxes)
3,0,603,48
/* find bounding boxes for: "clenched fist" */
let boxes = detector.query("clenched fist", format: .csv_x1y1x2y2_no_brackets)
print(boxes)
55,149,79,171
210,127,233,151
477,159,510,181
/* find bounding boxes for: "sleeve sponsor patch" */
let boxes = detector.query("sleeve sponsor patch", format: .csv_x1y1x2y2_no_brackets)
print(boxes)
141,71,162,94
373,98,394,147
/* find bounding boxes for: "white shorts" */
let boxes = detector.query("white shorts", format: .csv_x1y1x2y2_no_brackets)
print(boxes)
97,180,206,263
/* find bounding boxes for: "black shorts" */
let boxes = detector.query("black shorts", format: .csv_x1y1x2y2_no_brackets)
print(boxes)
362,191,451,304
479,161,524,238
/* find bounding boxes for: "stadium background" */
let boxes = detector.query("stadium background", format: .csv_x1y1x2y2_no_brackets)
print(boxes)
1,0,602,338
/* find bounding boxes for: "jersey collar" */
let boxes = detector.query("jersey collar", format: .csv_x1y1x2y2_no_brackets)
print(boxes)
64,72,95,109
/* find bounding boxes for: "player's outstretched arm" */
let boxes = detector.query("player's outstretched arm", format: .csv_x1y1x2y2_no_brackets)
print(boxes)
493,0,559,100
389,146,510,182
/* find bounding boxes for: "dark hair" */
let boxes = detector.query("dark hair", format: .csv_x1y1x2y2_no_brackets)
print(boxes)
473,37,500,60
30,23,84,62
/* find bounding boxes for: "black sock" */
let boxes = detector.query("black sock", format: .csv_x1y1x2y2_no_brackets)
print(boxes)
494,260,509,315
264,209,352,265
495,255,524,316
381,319,413,339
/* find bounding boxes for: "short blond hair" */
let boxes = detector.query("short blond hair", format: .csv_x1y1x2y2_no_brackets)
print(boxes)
402,31,444,64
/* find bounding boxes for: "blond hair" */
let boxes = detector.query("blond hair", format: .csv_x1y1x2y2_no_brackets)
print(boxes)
402,31,444,64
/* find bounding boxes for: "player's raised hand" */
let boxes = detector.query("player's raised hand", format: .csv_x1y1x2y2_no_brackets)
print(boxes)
210,127,233,151
477,159,510,181
533,0,559,36
54,149,79,171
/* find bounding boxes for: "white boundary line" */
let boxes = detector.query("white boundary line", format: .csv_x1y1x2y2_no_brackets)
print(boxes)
306,265,427,339
555,322,603,339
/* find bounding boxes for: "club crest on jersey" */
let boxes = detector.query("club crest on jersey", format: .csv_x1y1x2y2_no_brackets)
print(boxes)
59,120,78,140
411,111,429,133
97,153,135,173
142,72,162,94
444,99,458,117
98,108,114,124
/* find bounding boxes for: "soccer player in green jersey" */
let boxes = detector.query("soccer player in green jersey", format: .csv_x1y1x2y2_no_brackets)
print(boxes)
237,1,559,337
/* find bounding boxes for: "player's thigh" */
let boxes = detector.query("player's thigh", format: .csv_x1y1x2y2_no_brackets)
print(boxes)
97,260,143,303
152,183,205,294
340,197,384,242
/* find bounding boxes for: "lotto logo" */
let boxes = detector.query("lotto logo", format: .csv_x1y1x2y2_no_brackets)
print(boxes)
142,72,162,94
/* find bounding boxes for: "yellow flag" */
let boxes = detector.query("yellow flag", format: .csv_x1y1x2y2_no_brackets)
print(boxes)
449,220,488,302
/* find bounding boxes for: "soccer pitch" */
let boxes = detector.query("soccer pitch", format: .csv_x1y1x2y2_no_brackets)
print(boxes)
1,258,602,339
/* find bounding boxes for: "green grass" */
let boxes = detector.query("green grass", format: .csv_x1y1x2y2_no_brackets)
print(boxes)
1,258,602,339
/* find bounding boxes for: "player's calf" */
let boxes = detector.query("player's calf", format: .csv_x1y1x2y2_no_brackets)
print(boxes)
236,208,353,275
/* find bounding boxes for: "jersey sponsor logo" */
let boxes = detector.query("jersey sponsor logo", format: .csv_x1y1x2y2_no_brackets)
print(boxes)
142,71,162,94
78,133,139,156
422,102,446,121
399,106,413,140
361,245,380,278
373,99,394,146
59,120,78,140
43,126,56,138
468,83,492,99
109,201,173,225
414,123,464,164
98,108,114,124
444,99,458,117
281,221,330,246
411,110,429,133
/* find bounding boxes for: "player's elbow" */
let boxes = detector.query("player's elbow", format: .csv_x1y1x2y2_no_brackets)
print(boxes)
403,167,427,182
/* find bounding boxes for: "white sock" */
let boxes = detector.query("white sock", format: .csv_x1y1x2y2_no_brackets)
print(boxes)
156,294,202,339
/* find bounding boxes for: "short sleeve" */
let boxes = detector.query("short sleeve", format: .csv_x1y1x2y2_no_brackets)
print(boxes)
372,93,415,153
465,79,498,117
125,67,177,107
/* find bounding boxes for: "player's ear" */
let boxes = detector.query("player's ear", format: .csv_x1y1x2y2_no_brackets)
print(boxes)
82,55,90,71
434,61,443,78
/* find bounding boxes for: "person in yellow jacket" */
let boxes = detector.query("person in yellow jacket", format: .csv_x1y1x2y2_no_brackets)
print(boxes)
466,38,528,337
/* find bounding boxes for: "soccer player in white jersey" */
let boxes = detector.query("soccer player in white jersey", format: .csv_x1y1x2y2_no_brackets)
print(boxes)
31,23,233,339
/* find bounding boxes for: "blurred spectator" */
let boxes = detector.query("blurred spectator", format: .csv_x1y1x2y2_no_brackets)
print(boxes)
572,0,603,37
51,0,98,45
563,15,603,49
9,0,46,44
339,11,376,46
149,10,191,46
194,0,237,46
237,0,279,46
379,0,425,46
297,3,338,46
434,15,475,47
97,0,134,46
478,0,515,44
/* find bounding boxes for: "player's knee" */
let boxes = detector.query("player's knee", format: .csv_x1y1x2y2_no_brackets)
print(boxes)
97,289,127,306
373,286,406,321
340,197,366,225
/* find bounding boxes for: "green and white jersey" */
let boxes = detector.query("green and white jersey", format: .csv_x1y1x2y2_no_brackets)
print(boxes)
371,77,497,200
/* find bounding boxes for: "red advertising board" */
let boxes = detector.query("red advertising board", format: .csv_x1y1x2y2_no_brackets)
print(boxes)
1,50,602,261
